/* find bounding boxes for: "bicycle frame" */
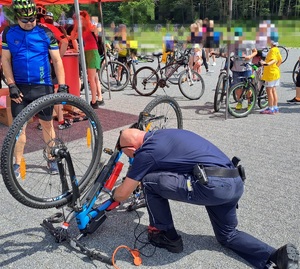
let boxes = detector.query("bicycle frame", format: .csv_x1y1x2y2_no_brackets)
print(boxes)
152,49,191,82
40,111,165,264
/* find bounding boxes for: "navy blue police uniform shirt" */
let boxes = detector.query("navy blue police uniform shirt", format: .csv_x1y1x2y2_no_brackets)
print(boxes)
127,129,234,182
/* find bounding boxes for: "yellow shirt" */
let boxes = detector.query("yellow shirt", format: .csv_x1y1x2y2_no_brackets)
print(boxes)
261,47,282,82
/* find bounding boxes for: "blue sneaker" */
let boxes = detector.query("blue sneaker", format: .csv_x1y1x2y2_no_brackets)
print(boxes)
260,108,275,115
13,164,20,179
274,107,279,113
47,160,59,175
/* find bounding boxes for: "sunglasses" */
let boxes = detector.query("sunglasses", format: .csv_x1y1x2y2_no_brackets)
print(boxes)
19,17,36,23
116,130,134,151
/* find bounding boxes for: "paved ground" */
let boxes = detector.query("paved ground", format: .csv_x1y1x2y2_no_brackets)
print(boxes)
0,49,299,269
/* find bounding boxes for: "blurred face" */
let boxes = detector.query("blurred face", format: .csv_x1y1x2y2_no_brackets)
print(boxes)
18,16,36,30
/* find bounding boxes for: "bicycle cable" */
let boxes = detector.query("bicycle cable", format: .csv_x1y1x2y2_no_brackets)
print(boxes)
111,208,157,268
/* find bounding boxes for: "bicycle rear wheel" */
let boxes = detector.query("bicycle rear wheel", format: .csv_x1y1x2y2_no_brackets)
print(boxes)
132,66,159,96
227,82,256,118
257,85,268,109
178,70,205,100
0,93,103,209
99,61,129,91
292,60,299,85
142,95,183,130
214,71,227,112
278,45,288,64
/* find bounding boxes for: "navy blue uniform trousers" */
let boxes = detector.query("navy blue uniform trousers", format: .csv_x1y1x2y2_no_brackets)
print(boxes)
142,171,275,269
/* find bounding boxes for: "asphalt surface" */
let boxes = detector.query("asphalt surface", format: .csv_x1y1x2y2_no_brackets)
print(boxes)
0,48,299,269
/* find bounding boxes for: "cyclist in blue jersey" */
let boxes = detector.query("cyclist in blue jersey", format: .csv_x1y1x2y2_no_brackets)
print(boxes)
1,0,68,176
110,128,299,269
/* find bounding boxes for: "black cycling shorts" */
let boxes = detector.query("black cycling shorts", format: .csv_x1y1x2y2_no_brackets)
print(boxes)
12,84,54,121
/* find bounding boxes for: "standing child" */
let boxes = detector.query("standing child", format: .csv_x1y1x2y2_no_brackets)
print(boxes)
192,44,202,75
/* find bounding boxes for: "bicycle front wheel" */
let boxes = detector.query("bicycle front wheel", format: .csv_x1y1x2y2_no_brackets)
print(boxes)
132,66,159,96
214,71,227,112
227,82,257,118
292,60,299,85
142,95,183,130
178,70,205,100
257,85,268,109
278,46,288,64
99,61,129,91
0,93,103,209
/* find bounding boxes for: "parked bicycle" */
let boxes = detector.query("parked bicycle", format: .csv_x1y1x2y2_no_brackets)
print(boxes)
164,41,186,85
99,49,130,91
260,45,288,64
292,58,299,85
213,58,233,112
227,62,268,118
0,93,183,264
132,48,205,100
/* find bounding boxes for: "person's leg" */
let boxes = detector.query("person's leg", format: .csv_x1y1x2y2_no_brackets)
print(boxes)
53,85,64,123
14,125,26,165
39,119,56,152
272,87,278,107
143,171,244,230
205,48,210,65
94,72,103,102
287,72,300,103
206,204,275,269
87,68,97,104
202,48,209,71
11,100,28,166
261,86,275,114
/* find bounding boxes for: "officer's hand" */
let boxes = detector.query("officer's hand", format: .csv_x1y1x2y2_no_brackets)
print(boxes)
102,197,120,211
9,84,22,99
58,84,69,93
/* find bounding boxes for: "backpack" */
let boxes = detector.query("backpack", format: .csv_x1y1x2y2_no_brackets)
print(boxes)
92,32,105,56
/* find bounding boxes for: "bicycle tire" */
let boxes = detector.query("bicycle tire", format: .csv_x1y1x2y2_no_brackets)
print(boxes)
99,61,129,91
214,72,227,112
227,82,257,118
132,66,159,96
257,85,268,109
178,70,205,100
167,65,185,85
165,55,184,85
278,45,288,64
292,60,299,85
128,61,136,86
142,95,183,130
0,93,103,209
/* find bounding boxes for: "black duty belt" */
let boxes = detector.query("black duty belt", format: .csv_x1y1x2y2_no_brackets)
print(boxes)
204,167,240,178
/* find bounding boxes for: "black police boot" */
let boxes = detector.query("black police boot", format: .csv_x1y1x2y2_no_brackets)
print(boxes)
147,226,183,253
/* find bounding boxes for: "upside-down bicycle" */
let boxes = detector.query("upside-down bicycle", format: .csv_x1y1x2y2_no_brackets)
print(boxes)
0,93,183,266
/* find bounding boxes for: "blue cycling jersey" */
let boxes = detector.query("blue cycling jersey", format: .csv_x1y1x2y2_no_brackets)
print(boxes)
2,24,59,85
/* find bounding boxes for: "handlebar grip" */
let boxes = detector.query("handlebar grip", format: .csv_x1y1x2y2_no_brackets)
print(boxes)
92,251,113,265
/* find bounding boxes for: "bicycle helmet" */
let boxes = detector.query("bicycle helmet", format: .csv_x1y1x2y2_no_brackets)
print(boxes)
36,5,46,16
13,0,37,18
45,11,53,18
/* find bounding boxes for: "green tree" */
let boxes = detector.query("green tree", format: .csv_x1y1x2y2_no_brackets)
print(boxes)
119,0,155,26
